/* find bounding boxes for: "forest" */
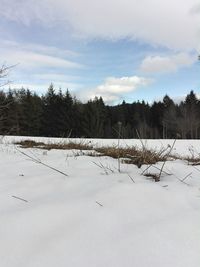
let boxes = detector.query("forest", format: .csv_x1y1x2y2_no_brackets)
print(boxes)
0,84,200,139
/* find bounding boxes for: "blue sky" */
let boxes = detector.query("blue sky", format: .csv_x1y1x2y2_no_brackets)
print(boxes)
0,0,200,104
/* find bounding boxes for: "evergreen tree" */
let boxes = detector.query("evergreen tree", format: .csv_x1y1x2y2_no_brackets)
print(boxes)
183,91,200,138
3,90,19,135
162,95,178,138
82,97,106,138
42,84,60,136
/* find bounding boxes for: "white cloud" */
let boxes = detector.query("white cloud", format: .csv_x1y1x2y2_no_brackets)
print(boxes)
0,0,199,50
140,53,197,74
0,40,83,92
79,76,153,104
0,41,82,70
10,51,80,69
2,41,79,58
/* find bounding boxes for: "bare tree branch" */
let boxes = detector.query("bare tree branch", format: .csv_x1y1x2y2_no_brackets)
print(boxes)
0,64,17,88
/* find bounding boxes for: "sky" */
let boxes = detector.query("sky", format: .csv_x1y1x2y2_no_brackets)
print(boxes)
0,0,200,104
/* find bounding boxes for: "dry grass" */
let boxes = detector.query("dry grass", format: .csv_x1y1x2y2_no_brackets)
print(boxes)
184,156,200,166
16,140,45,148
181,146,200,166
16,140,93,150
96,146,167,168
16,140,168,168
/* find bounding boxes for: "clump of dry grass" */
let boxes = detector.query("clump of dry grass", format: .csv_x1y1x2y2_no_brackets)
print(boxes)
43,142,93,151
16,140,45,148
184,156,200,166
96,146,167,168
180,146,200,165
16,140,93,150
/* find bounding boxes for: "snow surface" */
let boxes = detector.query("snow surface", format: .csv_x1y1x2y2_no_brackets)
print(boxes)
0,137,200,267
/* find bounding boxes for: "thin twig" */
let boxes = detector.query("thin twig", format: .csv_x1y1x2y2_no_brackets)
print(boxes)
92,161,114,174
12,195,28,202
127,173,135,183
96,201,103,207
117,122,122,172
158,139,176,181
181,172,192,182
141,164,172,176
174,174,190,186
192,166,200,174
136,129,145,151
141,145,171,176
16,147,68,177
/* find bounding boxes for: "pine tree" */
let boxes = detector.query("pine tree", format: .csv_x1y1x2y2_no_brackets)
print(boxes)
82,97,106,138
183,91,200,138
42,84,59,136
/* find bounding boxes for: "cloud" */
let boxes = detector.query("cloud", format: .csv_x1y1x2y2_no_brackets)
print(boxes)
0,41,82,70
0,40,83,92
9,51,81,69
140,53,197,74
0,0,199,50
79,76,153,104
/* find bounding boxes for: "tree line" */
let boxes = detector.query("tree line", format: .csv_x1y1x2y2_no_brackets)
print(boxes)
0,84,200,139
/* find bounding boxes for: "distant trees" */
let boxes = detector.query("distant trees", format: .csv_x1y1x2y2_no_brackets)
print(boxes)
0,91,6,131
42,84,60,136
0,85,200,139
178,91,200,138
17,89,43,136
82,97,106,138
42,85,75,137
0,65,13,134
161,91,200,139
162,95,178,138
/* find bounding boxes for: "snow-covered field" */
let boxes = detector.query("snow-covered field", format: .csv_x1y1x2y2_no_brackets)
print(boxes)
0,136,200,267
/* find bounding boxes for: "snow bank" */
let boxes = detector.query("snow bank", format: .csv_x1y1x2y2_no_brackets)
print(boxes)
0,140,200,267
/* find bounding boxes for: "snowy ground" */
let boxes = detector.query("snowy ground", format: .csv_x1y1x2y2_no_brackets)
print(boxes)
0,136,200,267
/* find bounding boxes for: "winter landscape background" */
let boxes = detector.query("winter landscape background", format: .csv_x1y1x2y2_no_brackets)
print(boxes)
1,0,200,266
0,136,200,267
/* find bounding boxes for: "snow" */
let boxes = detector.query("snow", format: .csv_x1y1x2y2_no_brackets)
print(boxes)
0,137,200,267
